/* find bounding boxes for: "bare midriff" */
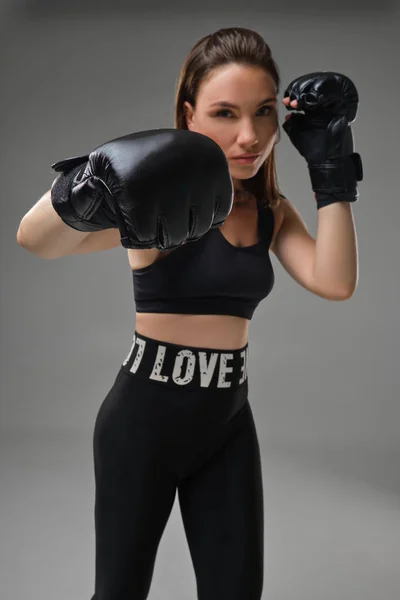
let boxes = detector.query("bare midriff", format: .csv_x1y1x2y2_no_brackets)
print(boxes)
134,311,250,350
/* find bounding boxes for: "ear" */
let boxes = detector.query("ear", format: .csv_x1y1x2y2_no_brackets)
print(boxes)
183,101,195,130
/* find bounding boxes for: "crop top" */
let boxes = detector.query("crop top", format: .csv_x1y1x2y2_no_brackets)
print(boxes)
132,201,275,320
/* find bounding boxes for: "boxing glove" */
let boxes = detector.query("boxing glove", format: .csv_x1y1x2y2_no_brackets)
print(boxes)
282,72,363,209
51,129,233,250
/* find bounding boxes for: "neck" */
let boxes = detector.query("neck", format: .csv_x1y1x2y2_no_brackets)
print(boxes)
233,187,254,206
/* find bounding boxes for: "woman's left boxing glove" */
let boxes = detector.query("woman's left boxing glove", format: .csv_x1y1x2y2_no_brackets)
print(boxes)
282,71,363,209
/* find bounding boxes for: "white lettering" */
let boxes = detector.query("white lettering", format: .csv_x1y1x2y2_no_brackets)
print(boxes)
122,333,136,366
198,352,219,388
172,350,196,385
129,336,146,374
149,345,169,382
239,348,248,384
218,353,234,388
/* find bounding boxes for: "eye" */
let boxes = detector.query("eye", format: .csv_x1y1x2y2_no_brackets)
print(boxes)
214,106,273,118
215,110,234,118
257,105,272,116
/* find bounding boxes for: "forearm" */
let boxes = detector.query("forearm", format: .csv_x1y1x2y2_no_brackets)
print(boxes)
313,202,359,296
16,190,90,259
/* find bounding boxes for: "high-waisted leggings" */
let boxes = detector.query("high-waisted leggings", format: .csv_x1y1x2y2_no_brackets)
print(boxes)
90,332,264,600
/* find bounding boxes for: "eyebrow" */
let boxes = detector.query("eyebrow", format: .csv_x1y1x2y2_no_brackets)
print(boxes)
209,97,277,108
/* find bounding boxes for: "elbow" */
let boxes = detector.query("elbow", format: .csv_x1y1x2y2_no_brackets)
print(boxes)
311,277,358,301
16,227,31,252
312,278,358,301
338,277,358,300
16,227,57,259
341,286,357,301
312,271,358,301
327,284,357,301
333,291,354,301
16,226,28,249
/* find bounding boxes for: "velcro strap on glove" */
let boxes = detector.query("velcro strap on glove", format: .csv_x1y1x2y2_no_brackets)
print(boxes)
50,154,116,232
308,152,363,195
51,154,89,173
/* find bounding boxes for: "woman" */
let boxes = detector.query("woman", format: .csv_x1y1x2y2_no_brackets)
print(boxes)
17,27,360,600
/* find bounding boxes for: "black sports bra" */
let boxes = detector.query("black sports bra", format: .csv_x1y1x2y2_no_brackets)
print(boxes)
132,202,275,320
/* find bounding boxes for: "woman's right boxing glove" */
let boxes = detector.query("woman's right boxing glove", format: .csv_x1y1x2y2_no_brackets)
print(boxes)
50,129,233,250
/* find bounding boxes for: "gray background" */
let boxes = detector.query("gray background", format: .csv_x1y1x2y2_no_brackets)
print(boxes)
1,1,399,599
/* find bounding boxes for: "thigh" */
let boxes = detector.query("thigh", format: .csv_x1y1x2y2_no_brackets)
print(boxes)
92,372,178,600
177,401,264,600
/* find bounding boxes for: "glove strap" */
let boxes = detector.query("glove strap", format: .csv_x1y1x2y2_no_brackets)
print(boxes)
50,154,117,232
51,154,89,173
309,152,363,209
50,162,89,232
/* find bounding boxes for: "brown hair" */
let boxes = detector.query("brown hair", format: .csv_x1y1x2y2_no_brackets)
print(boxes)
174,27,285,208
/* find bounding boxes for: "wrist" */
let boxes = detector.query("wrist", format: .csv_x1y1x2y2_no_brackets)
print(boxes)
315,191,358,210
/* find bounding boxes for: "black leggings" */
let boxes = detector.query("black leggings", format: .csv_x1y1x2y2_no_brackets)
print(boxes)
91,332,264,600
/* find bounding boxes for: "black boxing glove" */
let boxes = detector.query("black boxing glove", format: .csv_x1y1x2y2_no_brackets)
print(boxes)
50,129,233,249
282,72,363,209
51,154,116,231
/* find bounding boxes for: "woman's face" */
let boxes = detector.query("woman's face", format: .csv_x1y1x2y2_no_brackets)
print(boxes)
184,63,279,186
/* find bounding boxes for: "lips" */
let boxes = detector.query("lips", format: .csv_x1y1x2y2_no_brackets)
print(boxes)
231,154,260,164
232,153,260,159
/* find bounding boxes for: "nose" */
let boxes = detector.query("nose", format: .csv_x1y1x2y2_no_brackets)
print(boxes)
236,118,259,148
